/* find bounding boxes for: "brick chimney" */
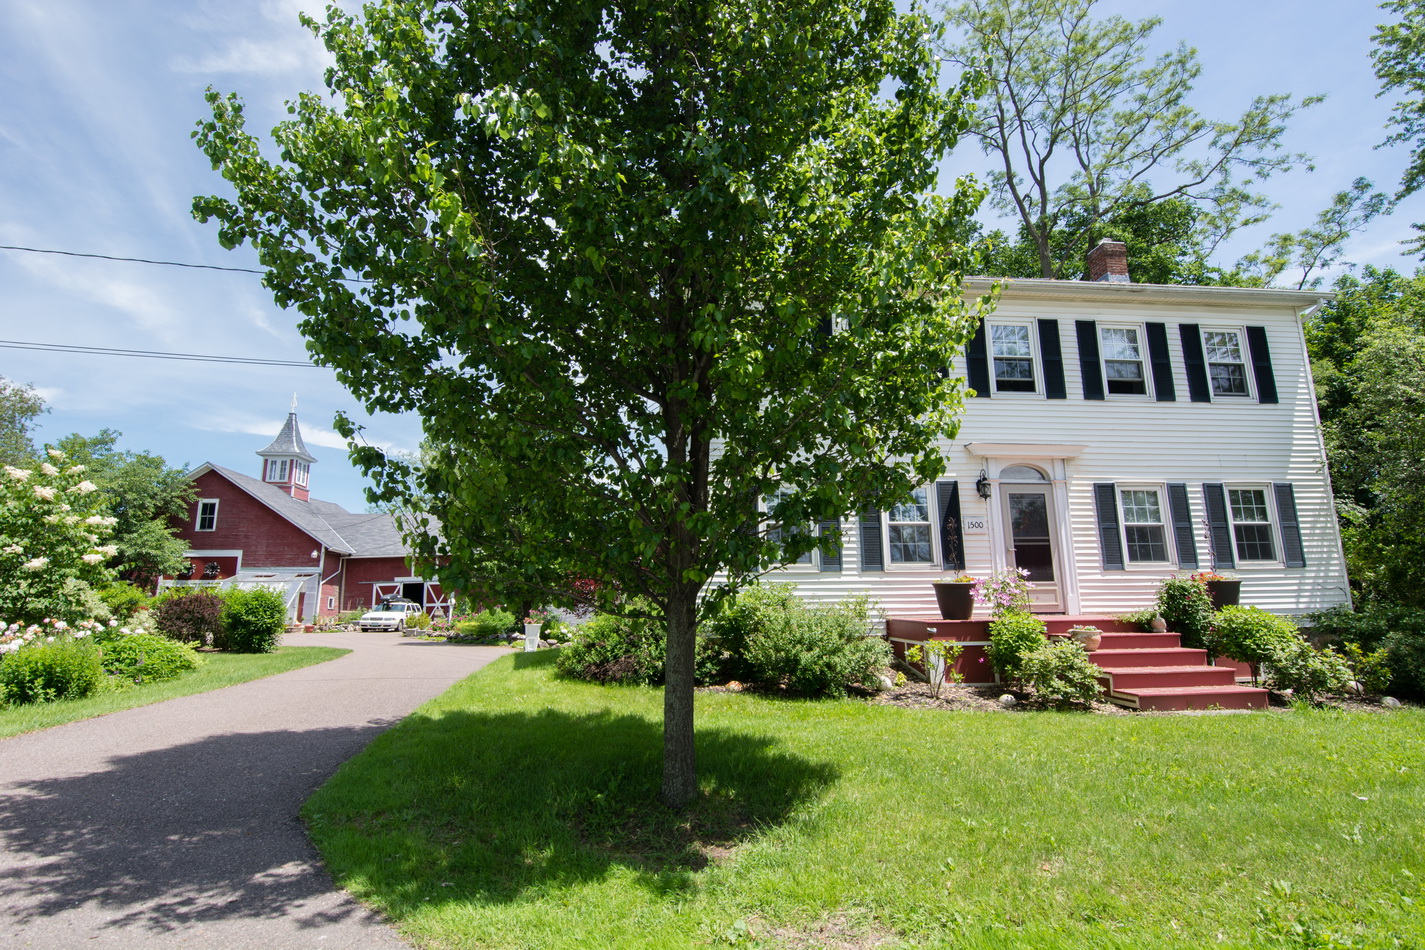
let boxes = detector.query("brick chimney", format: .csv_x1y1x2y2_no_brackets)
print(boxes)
1087,239,1130,283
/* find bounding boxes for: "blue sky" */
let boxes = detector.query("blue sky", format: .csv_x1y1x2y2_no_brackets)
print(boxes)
0,0,1419,512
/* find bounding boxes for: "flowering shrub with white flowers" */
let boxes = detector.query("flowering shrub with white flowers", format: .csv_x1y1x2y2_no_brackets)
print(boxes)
0,449,119,626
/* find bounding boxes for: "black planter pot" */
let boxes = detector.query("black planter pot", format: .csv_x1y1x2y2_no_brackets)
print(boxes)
1205,579,1242,610
932,582,975,620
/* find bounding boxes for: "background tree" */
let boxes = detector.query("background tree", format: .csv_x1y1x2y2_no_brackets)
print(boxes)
1306,267,1425,606
1374,0,1425,255
52,430,194,588
937,0,1317,279
196,0,988,806
1232,178,1390,290
0,377,46,468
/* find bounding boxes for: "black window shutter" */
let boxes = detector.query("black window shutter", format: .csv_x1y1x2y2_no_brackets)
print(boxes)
1274,483,1306,568
1180,324,1211,402
1145,322,1177,402
859,509,884,571
1202,483,1236,570
1093,483,1125,570
817,520,842,572
1038,319,1066,399
1245,326,1279,404
936,481,965,570
966,319,990,397
1076,321,1105,400
1166,483,1198,569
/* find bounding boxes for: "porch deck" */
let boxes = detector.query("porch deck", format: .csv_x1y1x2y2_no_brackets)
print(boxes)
885,614,1268,711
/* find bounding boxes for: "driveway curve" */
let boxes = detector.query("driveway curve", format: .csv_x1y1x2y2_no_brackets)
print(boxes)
0,631,506,949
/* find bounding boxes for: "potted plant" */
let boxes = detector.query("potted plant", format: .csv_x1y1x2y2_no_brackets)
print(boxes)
1192,570,1241,609
1065,624,1103,652
931,573,976,620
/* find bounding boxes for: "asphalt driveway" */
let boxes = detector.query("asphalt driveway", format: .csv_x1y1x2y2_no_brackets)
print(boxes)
0,631,506,949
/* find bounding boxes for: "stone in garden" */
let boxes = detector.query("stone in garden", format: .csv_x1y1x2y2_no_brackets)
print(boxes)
998,693,1017,707
1277,688,1294,700
1382,696,1402,708
877,675,894,692
725,681,744,692
1346,680,1365,696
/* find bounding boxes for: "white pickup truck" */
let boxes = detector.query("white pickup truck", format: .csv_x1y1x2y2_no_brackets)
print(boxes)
358,598,423,632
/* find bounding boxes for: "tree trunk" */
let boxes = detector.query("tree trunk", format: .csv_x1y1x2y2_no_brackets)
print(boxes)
661,583,699,808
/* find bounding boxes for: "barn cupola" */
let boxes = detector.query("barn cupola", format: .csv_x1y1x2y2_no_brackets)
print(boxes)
257,396,318,501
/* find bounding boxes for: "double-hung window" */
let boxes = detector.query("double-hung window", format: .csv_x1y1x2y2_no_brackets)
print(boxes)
887,487,933,564
765,487,813,565
1228,488,1276,562
1118,488,1169,563
991,324,1036,393
1203,330,1250,398
196,499,219,532
1100,326,1148,396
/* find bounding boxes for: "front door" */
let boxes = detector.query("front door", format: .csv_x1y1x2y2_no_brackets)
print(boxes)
1001,487,1062,612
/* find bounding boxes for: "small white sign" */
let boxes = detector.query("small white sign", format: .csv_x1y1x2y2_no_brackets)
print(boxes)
962,517,988,534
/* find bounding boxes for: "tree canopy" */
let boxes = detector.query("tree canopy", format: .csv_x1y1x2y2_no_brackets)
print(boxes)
0,377,46,468
937,0,1318,279
196,0,989,805
1307,267,1425,607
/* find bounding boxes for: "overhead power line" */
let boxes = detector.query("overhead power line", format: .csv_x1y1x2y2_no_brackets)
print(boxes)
0,340,318,368
0,244,372,283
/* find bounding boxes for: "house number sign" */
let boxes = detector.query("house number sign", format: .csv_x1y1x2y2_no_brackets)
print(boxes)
962,517,988,534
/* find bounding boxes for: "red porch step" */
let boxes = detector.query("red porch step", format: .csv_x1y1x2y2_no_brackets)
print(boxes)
1089,647,1210,668
1107,685,1271,712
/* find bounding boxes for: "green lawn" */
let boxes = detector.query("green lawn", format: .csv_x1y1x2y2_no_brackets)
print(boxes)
0,646,349,739
305,652,1425,950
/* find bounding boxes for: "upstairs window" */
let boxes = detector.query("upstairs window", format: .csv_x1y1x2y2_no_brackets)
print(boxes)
1228,488,1276,561
1204,330,1250,397
887,487,933,564
1119,489,1169,563
196,499,219,532
1100,326,1148,395
991,324,1036,393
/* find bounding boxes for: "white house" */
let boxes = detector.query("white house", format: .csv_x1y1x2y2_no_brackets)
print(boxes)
761,241,1351,621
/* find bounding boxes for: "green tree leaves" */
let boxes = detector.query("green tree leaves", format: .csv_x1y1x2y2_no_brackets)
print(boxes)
195,0,987,805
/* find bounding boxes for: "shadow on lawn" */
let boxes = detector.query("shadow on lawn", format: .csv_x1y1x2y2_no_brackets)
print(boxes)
306,677,840,906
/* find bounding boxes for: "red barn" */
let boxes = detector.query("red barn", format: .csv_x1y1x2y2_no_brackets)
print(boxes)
166,410,447,623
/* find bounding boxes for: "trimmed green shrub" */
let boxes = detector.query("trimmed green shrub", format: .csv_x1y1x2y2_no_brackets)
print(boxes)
100,633,202,685
703,584,804,682
556,610,666,685
1210,605,1301,667
1019,640,1103,706
404,610,432,630
220,587,286,653
1339,642,1392,696
987,611,1047,683
452,607,516,642
98,582,151,621
0,638,106,706
1156,576,1213,650
740,595,887,697
1264,640,1353,703
155,589,226,646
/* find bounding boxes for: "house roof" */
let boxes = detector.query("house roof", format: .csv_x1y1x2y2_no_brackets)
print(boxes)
962,277,1332,311
256,411,318,462
196,464,412,558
